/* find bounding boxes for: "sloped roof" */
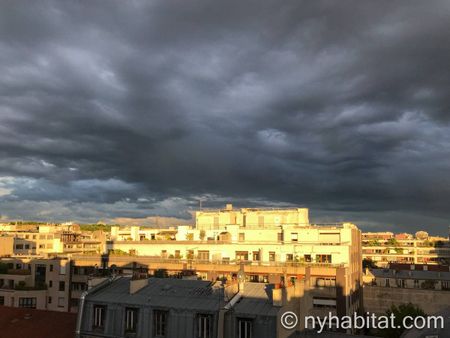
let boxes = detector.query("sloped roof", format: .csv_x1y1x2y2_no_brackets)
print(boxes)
233,283,279,317
0,306,76,338
86,277,225,311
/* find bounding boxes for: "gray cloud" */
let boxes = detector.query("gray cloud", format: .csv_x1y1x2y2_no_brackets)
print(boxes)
1,1,450,235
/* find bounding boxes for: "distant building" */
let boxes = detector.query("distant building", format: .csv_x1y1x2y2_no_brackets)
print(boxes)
0,223,105,256
362,232,450,267
363,265,450,315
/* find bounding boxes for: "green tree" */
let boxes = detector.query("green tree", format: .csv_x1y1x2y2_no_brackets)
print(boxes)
363,258,377,269
80,224,112,232
378,303,426,338
386,238,399,247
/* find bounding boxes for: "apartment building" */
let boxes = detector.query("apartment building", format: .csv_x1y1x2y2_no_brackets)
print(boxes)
362,231,450,267
74,206,363,330
76,275,315,338
363,263,450,315
0,223,105,256
0,257,71,312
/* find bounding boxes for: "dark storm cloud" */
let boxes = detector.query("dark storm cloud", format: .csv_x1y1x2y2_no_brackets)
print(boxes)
1,0,450,234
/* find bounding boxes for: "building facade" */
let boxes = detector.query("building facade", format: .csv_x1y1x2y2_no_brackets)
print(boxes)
362,232,450,267
0,257,71,312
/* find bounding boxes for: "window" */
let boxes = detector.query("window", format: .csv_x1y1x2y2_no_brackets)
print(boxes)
316,278,336,287
58,297,65,307
48,296,52,304
313,297,337,308
125,308,139,333
252,251,260,261
249,275,259,282
49,280,53,288
269,252,276,262
93,305,106,329
316,254,332,263
0,296,4,305
304,254,311,262
197,251,209,261
59,281,65,291
24,244,30,249
15,244,24,250
153,310,168,337
258,216,264,227
19,297,36,308
72,282,87,291
414,279,420,288
197,314,212,338
396,279,406,288
239,233,245,242
286,254,294,262
237,318,253,338
235,251,248,261
277,233,283,242
291,233,298,242
49,264,54,272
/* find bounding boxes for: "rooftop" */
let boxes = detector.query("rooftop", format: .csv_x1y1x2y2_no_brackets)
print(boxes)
0,306,76,338
234,282,279,316
86,277,227,311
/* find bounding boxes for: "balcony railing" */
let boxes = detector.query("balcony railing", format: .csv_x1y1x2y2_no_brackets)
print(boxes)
70,254,345,268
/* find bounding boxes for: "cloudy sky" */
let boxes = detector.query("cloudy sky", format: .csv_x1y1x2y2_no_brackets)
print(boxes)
1,1,450,235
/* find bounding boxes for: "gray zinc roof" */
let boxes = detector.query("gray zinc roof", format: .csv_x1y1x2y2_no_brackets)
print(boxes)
232,283,279,317
86,277,226,312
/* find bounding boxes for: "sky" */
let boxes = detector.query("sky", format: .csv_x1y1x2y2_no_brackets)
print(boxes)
0,1,450,235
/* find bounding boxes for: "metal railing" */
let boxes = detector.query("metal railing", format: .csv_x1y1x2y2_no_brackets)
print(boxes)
70,255,344,268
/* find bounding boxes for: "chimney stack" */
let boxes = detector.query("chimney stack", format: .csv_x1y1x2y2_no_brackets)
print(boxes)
130,278,148,294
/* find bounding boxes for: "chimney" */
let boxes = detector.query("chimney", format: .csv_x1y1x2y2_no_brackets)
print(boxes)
130,278,148,294
226,204,233,211
272,287,283,306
